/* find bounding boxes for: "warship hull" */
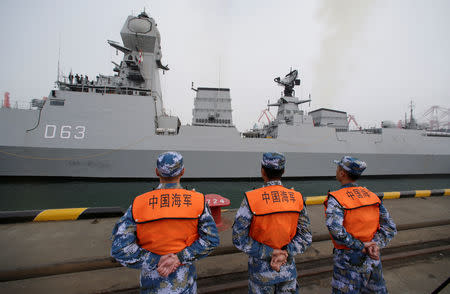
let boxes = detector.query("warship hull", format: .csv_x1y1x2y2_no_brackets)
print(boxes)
1,146,449,179
1,91,449,179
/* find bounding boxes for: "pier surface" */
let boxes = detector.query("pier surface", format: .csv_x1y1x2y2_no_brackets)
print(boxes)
1,196,449,293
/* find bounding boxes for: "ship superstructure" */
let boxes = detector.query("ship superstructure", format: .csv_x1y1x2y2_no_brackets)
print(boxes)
191,87,233,127
243,69,313,138
57,11,179,135
0,10,449,179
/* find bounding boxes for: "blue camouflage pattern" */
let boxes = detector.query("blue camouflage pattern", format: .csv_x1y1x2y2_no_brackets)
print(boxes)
157,151,184,177
248,278,298,294
326,183,397,293
331,249,387,294
333,156,367,176
232,180,312,292
111,182,220,294
261,152,286,170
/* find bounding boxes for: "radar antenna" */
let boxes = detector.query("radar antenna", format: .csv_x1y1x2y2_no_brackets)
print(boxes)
274,69,301,97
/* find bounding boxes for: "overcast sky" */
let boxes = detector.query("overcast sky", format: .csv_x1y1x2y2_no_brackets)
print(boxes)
1,0,449,131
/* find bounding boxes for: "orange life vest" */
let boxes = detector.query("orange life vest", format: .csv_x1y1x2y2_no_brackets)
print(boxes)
325,186,381,250
245,185,304,249
132,188,205,255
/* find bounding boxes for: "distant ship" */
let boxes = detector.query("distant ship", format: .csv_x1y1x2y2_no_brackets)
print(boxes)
0,11,449,179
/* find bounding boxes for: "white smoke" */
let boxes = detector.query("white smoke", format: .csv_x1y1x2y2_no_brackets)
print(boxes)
313,0,374,106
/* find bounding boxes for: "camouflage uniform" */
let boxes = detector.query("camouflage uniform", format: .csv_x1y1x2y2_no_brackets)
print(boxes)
233,180,312,294
111,182,220,294
326,183,397,294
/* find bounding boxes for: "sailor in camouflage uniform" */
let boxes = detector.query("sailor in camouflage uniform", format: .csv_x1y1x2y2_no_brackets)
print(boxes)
325,156,397,293
233,152,312,293
111,151,219,294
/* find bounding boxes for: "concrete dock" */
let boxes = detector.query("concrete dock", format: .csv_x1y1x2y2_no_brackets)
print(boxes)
1,196,449,293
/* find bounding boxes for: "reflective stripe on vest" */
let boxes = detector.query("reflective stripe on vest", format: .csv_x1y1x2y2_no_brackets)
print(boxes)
245,185,304,249
325,186,381,250
132,189,204,255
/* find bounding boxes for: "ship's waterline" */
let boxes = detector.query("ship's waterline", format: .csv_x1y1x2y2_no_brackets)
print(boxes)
1,175,449,211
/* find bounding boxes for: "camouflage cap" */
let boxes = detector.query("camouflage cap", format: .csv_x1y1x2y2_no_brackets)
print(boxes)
157,151,184,177
261,152,286,170
334,155,367,176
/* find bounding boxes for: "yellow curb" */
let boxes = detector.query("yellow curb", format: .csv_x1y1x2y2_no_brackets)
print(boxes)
415,190,431,197
34,208,87,221
381,192,401,199
305,196,327,205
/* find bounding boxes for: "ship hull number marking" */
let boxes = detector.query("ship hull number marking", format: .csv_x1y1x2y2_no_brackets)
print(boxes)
44,125,86,139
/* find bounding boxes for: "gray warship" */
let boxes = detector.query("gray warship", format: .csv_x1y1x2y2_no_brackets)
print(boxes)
0,11,449,179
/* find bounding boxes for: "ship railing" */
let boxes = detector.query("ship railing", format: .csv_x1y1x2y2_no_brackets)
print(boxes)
346,128,384,135
1,99,34,110
57,81,151,96
425,131,450,137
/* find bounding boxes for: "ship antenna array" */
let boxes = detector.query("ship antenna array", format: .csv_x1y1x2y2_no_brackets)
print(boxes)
409,100,415,121
191,82,197,92
218,57,221,90
213,57,221,118
57,33,61,82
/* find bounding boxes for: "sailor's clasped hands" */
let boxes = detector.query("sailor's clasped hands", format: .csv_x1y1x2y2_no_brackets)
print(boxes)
157,253,181,277
270,249,288,272
363,242,380,260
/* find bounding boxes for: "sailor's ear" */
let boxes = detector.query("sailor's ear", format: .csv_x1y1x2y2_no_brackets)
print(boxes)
180,168,185,177
261,167,267,180
155,168,160,177
337,166,347,179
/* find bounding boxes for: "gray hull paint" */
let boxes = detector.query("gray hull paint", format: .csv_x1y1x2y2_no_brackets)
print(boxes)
1,94,449,179
1,146,449,178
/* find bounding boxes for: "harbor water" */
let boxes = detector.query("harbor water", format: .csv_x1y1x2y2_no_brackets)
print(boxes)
1,175,449,211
